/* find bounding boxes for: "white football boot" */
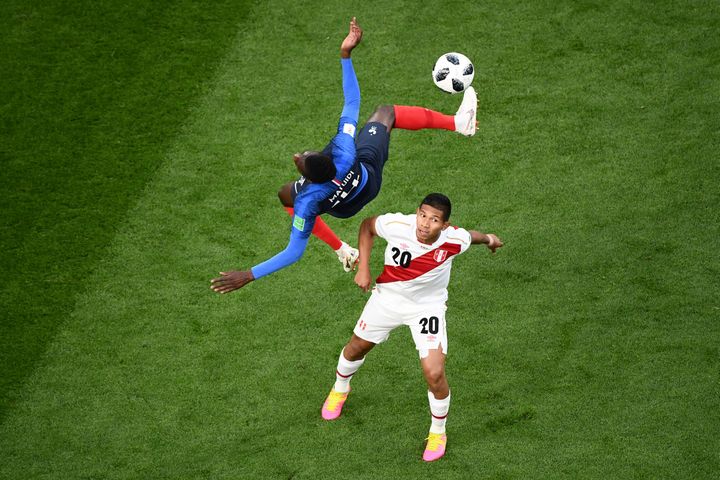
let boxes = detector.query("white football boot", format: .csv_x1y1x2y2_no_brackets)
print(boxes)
454,86,477,137
336,242,359,272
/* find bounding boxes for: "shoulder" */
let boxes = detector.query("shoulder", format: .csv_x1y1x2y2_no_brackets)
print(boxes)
443,226,472,253
331,132,357,172
377,212,412,226
375,212,413,238
294,185,328,216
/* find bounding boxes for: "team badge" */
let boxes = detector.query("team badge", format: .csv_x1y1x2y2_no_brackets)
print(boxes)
433,249,448,263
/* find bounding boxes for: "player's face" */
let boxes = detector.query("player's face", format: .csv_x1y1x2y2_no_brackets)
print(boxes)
415,204,449,244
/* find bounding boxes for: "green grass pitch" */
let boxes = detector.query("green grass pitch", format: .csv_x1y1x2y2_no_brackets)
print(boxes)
1,1,718,478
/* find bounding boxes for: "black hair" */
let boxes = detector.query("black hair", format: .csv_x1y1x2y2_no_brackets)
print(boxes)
304,153,336,183
420,193,452,221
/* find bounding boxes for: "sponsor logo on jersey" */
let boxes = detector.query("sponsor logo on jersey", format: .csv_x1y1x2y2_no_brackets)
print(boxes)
293,215,306,231
433,249,448,263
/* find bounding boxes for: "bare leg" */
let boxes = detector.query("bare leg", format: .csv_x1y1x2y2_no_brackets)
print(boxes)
420,347,449,399
366,105,396,134
343,334,376,361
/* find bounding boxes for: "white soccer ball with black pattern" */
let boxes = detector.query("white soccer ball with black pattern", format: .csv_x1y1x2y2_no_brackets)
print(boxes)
432,52,475,94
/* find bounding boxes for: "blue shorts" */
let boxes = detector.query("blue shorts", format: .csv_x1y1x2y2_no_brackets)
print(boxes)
327,121,390,218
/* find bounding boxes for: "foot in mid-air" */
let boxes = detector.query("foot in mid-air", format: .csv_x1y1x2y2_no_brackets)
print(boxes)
423,432,447,462
454,86,477,137
336,242,359,272
321,388,350,420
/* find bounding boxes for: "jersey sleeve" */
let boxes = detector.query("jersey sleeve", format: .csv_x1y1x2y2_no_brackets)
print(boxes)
447,226,473,254
374,213,410,240
250,195,319,280
289,193,319,240
330,58,360,178
250,234,310,279
340,58,360,124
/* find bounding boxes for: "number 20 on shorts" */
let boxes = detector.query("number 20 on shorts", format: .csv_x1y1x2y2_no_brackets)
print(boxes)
419,316,439,334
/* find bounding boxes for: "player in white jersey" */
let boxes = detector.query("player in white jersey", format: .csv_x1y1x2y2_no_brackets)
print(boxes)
320,193,503,462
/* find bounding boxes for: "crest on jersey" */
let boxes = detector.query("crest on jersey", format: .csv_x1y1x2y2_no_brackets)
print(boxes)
433,249,448,263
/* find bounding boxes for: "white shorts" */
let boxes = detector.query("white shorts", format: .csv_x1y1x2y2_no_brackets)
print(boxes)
353,291,448,359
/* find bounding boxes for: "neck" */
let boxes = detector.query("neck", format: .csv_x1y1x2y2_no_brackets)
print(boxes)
417,233,440,245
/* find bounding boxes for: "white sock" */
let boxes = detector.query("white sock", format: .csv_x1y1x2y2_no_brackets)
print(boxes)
333,348,365,393
428,390,451,434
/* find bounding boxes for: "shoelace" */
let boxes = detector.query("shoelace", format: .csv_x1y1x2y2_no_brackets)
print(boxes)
425,434,446,451
325,391,346,411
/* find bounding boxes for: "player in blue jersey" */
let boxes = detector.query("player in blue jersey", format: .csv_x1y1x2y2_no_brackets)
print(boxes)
211,18,478,294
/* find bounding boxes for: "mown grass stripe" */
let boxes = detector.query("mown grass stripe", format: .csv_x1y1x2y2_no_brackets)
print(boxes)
0,0,254,419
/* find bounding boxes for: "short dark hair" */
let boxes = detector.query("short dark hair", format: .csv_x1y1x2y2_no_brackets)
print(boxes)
420,193,451,221
304,153,336,183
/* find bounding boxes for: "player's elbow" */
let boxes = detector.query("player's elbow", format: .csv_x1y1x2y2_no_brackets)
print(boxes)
286,247,305,265
361,216,378,237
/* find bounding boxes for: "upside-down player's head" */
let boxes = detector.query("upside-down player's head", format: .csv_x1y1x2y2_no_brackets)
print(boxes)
293,151,336,183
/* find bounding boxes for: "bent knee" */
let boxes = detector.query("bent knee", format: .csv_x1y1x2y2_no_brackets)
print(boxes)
344,335,375,361
424,366,446,386
367,104,395,130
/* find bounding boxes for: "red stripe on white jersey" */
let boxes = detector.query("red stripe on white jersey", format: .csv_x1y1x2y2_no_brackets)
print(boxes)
376,242,462,284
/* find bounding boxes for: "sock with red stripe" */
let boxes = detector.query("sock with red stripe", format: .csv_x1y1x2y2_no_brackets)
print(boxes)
428,390,451,434
393,105,455,131
334,348,365,393
284,206,343,250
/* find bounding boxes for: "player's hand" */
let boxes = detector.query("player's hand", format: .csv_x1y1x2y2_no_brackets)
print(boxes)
211,270,254,294
340,17,363,58
354,268,372,292
486,234,503,254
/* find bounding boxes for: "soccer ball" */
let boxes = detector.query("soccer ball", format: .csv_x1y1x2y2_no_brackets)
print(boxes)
432,52,474,94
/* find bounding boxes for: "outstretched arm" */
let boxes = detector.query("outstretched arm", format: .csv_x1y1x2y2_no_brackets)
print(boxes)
339,18,362,124
211,234,309,294
470,230,504,253
354,215,378,292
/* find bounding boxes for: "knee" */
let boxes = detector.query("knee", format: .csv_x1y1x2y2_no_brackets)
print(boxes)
424,365,446,388
344,342,366,361
368,104,395,130
344,335,374,361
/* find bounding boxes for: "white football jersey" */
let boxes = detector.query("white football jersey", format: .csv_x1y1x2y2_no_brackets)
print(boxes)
373,213,472,304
